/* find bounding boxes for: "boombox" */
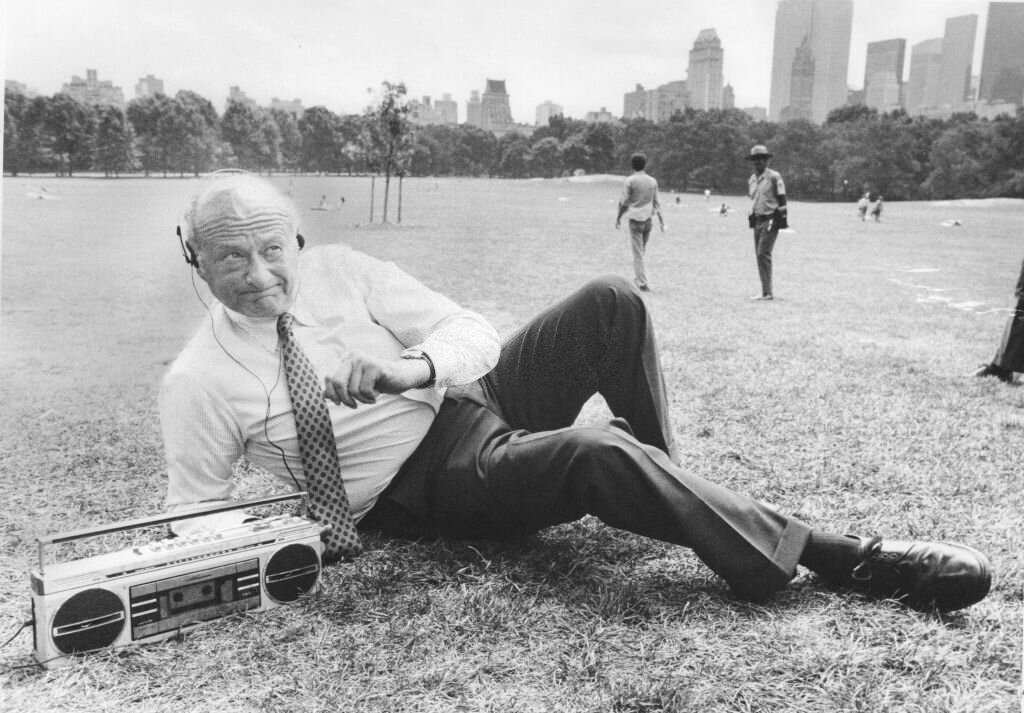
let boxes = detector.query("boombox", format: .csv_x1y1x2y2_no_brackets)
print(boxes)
30,493,326,667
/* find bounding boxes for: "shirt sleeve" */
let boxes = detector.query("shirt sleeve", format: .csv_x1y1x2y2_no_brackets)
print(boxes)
160,368,250,535
774,172,786,196
338,248,501,387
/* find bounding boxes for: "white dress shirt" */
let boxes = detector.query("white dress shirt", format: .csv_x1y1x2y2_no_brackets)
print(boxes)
161,242,500,534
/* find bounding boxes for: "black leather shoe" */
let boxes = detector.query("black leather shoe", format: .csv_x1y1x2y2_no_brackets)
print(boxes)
848,536,991,612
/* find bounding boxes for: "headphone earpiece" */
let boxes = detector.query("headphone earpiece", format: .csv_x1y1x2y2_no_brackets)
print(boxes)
177,226,199,268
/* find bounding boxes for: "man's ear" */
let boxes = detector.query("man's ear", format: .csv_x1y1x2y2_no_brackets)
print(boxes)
186,241,206,278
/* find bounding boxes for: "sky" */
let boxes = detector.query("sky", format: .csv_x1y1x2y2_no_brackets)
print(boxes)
1,0,998,123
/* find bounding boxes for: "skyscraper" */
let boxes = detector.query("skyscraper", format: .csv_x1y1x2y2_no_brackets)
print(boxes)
937,14,977,110
622,81,689,122
465,90,482,127
769,0,853,123
781,36,815,121
979,2,1024,105
863,39,906,113
535,100,564,126
135,74,164,99
687,28,724,110
61,69,125,108
905,38,943,114
435,94,458,125
722,84,735,110
480,79,514,131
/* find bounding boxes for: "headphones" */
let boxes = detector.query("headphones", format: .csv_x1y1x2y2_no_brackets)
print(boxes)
176,226,305,268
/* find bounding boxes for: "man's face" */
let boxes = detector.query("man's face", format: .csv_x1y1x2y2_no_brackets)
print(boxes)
194,218,298,319
752,156,768,174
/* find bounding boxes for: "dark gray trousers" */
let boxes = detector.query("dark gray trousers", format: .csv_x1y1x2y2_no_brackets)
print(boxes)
752,219,779,297
361,275,810,599
993,260,1024,373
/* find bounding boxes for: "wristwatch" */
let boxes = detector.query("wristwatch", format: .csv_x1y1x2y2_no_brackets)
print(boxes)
401,349,436,387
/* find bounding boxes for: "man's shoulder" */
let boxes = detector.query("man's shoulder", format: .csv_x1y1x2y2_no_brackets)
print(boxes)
627,171,657,187
298,240,381,284
164,318,228,381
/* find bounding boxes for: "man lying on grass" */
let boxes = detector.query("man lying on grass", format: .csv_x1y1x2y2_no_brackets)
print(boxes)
161,174,990,613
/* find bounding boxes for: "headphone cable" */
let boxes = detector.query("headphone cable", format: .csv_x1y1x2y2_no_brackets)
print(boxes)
187,270,304,496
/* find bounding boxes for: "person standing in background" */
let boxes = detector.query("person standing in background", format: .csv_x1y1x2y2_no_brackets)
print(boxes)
871,195,884,222
857,192,870,220
746,145,788,301
974,256,1024,385
616,153,662,292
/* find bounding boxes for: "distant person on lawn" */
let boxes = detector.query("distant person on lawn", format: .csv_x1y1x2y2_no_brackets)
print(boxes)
615,153,662,292
857,192,870,221
161,173,991,613
746,144,787,301
974,256,1024,385
871,195,884,222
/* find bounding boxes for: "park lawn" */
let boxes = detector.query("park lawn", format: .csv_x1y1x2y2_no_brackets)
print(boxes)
0,175,1020,712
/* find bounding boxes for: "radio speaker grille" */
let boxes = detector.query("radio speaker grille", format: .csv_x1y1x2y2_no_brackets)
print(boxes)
264,544,320,603
52,588,126,654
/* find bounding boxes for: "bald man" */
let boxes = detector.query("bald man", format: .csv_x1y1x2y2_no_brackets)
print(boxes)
161,174,991,613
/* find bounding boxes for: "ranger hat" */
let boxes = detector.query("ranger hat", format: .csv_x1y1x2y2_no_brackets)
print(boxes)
746,145,773,160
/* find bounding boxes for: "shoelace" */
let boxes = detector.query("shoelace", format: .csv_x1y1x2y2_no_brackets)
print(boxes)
851,536,884,582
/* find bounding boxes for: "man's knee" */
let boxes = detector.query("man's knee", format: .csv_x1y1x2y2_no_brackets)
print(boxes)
552,420,646,475
576,275,647,317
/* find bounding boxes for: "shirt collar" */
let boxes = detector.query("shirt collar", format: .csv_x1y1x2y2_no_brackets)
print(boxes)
220,286,319,333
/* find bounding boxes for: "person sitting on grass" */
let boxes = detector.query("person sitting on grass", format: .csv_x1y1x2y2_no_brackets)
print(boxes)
161,173,991,613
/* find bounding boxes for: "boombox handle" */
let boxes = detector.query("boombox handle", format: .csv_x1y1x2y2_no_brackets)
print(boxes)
36,492,308,574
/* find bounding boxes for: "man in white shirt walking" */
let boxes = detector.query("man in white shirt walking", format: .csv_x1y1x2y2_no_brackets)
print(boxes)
616,153,662,292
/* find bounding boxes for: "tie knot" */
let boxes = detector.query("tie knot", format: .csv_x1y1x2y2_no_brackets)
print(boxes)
276,312,295,339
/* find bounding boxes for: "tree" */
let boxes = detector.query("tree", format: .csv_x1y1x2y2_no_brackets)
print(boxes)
94,105,136,176
271,109,303,172
253,111,282,174
451,125,497,177
3,89,42,175
299,106,341,173
171,90,222,176
528,136,562,178
362,82,415,222
496,132,531,178
826,104,878,125
560,135,589,174
582,123,617,174
44,93,97,176
923,122,994,199
221,99,260,169
409,131,442,175
126,94,170,176
771,119,828,198
987,111,1024,197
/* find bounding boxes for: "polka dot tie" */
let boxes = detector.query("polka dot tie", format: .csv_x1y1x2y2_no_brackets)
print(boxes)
277,312,362,560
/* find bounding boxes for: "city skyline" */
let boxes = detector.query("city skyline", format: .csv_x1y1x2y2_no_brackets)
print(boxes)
2,0,999,123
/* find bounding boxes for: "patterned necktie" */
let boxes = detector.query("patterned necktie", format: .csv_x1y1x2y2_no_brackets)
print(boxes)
277,312,362,560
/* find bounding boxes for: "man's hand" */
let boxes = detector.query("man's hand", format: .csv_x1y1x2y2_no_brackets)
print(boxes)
615,219,621,229
323,351,431,408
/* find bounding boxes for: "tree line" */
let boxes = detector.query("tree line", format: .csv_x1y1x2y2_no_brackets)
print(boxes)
5,84,1024,201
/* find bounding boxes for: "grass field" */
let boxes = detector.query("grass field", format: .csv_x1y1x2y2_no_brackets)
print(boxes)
0,174,1021,712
